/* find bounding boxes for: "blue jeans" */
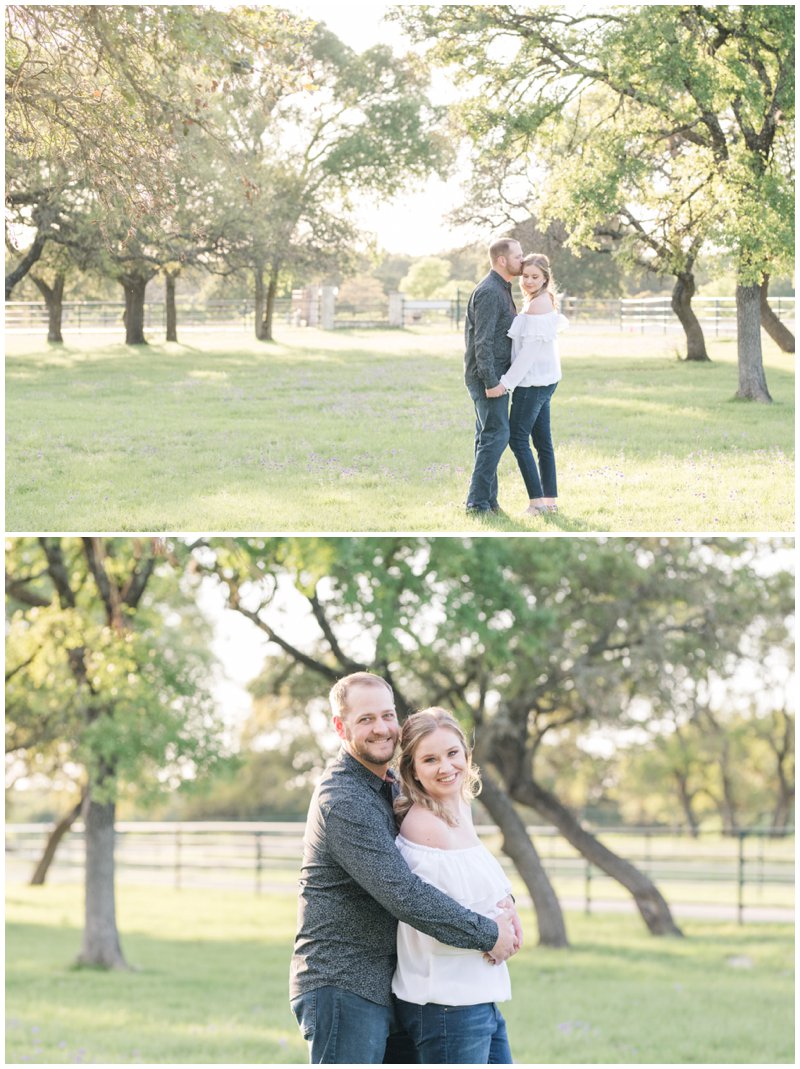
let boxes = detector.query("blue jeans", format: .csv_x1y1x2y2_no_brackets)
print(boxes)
396,999,513,1064
466,383,510,510
508,382,558,499
291,987,417,1064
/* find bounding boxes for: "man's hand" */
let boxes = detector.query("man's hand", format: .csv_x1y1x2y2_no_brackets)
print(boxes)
485,383,506,398
484,908,517,964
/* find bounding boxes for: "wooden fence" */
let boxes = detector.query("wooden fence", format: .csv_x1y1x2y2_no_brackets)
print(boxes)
5,821,793,924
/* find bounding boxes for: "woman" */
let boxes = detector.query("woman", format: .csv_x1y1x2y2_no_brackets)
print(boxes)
487,253,568,516
391,708,518,1064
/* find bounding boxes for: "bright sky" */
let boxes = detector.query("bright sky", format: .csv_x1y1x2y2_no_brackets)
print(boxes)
284,0,484,255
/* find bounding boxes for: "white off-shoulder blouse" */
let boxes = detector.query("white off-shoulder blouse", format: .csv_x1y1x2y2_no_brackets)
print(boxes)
391,834,513,1007
501,310,569,391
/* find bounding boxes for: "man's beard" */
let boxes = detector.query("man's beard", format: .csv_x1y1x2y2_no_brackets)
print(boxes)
348,731,398,766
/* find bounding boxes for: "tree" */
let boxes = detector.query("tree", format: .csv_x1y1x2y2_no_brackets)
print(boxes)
28,243,71,343
448,85,716,358
397,4,795,394
374,251,415,294
5,537,228,967
399,256,452,297
4,5,304,300
211,22,450,340
194,536,793,941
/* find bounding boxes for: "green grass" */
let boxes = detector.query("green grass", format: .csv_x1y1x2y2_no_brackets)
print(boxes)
5,326,794,532
5,882,794,1063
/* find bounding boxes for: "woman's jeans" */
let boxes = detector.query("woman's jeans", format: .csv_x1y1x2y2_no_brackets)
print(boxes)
396,998,513,1064
509,381,558,499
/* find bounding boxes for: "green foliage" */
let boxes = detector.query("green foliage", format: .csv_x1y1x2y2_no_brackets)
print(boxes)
5,538,230,806
199,536,794,832
398,5,795,286
433,278,478,299
399,255,452,297
373,251,415,294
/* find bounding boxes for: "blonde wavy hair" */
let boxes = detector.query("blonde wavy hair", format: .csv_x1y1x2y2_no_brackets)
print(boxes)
523,252,558,308
394,707,481,828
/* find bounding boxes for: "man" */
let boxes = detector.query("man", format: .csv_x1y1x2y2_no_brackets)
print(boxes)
290,672,520,1064
464,237,524,515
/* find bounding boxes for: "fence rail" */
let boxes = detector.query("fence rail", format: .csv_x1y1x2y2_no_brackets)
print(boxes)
7,294,794,337
5,822,793,923
3,298,294,333
620,295,796,336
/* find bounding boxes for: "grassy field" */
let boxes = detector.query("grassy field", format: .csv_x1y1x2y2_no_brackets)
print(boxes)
5,326,794,532
5,882,794,1064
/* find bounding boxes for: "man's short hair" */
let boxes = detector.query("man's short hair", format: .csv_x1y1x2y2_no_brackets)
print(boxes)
489,238,520,264
329,672,394,718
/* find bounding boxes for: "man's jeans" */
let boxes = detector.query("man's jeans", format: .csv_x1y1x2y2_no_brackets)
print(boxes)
508,381,558,499
396,999,513,1064
466,383,510,510
291,986,417,1064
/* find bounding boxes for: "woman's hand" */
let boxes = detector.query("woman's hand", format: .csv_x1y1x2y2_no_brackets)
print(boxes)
495,895,523,950
485,384,506,398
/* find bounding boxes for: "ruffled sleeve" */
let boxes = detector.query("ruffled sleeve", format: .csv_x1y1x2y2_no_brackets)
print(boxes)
507,311,568,343
396,837,512,918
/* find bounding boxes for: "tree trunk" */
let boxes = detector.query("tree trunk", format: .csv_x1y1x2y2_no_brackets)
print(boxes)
74,792,129,970
770,724,795,836
735,283,772,401
759,276,795,353
260,265,279,342
478,770,568,947
771,786,794,836
6,232,47,298
165,273,178,343
718,755,740,836
673,773,700,838
121,275,149,346
671,272,709,361
254,268,267,340
509,776,683,936
30,793,84,885
31,270,66,343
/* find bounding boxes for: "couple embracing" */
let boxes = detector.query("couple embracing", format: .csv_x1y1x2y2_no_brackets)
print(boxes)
465,238,569,517
290,672,522,1064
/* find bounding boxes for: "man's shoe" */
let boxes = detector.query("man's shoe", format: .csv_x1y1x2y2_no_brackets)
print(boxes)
466,505,492,516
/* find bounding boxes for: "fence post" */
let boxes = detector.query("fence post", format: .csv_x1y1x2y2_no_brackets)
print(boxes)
584,858,592,915
320,286,336,330
737,831,745,925
388,292,404,328
255,831,263,895
175,826,182,891
644,829,652,876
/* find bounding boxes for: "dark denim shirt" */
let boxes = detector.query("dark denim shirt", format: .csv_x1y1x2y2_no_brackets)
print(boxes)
289,749,498,1007
464,270,517,389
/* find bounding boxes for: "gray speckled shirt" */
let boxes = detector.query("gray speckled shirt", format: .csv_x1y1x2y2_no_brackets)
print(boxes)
464,270,517,389
289,749,499,1007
